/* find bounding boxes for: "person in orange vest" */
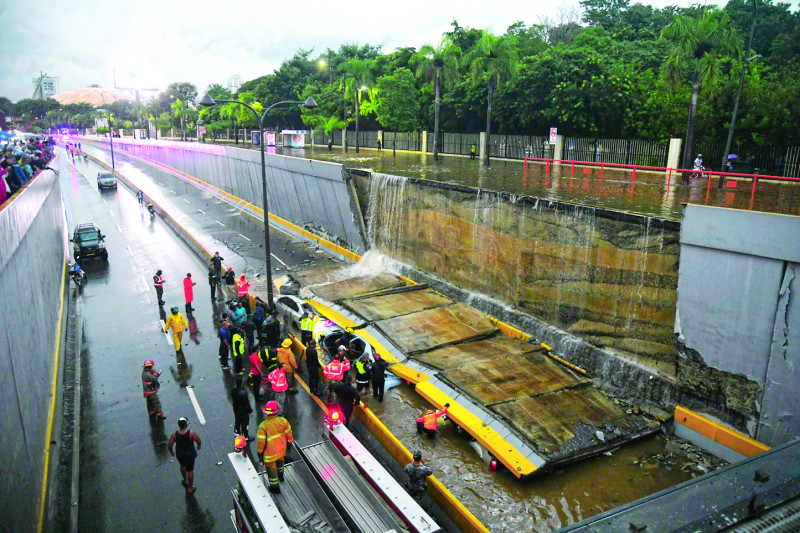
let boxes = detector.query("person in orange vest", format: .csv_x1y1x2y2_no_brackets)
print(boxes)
142,360,166,419
237,274,251,311
323,349,350,403
165,306,188,354
153,269,165,306
277,338,299,393
257,400,293,494
268,363,289,411
416,403,450,439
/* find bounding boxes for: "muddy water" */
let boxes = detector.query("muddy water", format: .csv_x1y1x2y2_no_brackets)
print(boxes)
270,146,800,219
369,384,691,533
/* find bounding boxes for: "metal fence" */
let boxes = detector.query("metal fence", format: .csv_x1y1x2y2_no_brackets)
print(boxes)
426,133,480,156
383,131,422,151
563,138,668,167
694,141,800,177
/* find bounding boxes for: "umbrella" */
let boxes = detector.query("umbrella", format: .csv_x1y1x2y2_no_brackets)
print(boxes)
0,131,13,140
727,154,738,159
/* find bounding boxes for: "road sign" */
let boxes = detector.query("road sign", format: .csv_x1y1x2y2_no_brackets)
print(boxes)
549,128,558,144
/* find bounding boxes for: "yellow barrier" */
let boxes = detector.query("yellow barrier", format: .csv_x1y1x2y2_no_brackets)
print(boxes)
675,406,770,458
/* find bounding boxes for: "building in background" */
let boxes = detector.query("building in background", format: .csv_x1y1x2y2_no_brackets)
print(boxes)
227,74,241,93
32,74,60,99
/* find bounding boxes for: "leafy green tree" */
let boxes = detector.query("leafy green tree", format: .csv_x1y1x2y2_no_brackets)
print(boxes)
661,7,742,167
462,31,519,164
157,112,172,136
340,57,374,153
415,37,461,160
172,98,189,140
374,68,419,155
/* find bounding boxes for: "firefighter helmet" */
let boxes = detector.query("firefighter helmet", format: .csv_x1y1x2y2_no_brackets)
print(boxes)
282,338,292,348
234,435,246,450
143,360,154,367
263,401,280,415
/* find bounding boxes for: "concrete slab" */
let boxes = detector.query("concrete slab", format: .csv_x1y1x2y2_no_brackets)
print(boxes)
344,288,453,321
414,336,543,371
311,273,405,302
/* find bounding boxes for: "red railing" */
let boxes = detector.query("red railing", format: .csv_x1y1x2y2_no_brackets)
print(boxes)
523,157,800,211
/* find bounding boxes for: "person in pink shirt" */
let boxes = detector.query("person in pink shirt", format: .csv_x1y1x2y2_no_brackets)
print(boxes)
249,350,263,402
183,273,197,314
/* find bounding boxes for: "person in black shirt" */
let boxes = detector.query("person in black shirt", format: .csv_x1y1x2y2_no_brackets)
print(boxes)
334,375,361,427
231,376,254,440
305,340,322,396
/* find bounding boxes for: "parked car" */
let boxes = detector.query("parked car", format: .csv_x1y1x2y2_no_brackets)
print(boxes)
97,171,117,190
314,320,376,365
71,223,108,263
273,295,317,330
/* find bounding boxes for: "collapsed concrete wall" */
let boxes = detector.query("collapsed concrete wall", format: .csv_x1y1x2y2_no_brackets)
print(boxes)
93,138,367,252
677,205,800,445
0,167,66,532
353,172,681,374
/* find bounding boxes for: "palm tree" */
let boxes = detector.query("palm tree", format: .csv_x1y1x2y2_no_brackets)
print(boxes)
661,8,741,168
220,101,240,144
171,98,188,140
340,58,373,154
462,31,518,165
318,115,346,151
415,37,461,161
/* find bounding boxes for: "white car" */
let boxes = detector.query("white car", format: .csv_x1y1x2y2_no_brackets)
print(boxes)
272,295,317,330
313,320,377,365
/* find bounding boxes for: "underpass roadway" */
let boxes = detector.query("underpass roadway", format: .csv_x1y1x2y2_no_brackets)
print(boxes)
55,145,344,531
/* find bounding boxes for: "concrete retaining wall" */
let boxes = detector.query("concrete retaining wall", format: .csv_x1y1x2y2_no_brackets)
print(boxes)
92,138,367,253
0,166,66,532
677,205,800,445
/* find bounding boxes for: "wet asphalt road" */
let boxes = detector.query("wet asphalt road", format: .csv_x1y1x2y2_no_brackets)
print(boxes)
58,148,340,532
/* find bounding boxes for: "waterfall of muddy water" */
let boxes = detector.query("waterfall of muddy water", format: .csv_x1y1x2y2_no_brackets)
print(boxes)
359,172,681,374
369,384,693,533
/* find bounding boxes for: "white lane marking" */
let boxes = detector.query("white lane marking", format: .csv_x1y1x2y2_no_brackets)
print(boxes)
142,276,151,292
160,320,173,345
271,253,287,267
238,233,251,241
184,198,191,204
216,220,225,227
117,225,124,233
168,190,177,194
101,198,107,204
109,210,115,217
197,209,205,214
126,245,133,256
186,387,207,425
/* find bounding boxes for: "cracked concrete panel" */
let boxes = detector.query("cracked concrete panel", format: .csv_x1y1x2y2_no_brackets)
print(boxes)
758,263,800,446
343,288,453,321
414,336,543,370
309,273,405,302
677,244,781,383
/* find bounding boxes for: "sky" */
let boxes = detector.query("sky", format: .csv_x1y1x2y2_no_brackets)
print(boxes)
1,0,797,102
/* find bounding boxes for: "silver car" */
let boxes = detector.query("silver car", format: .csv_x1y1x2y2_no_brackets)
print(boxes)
97,171,117,190
272,295,317,330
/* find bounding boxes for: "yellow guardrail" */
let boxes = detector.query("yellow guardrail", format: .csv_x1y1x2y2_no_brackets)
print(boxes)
675,406,770,458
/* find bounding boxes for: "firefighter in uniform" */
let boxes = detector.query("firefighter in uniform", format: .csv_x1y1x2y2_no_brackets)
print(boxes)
153,270,165,305
164,306,188,353
277,338,299,393
257,400,293,494
323,349,350,403
142,360,166,419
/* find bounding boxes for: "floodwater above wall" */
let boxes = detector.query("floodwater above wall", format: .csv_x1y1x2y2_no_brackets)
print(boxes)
265,145,800,219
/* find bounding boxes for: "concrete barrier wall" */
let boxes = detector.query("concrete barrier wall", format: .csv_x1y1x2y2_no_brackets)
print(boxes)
677,205,800,446
92,138,367,252
354,172,681,374
0,167,66,532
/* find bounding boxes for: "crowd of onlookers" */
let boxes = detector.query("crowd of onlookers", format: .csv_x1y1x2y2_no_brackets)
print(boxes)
0,136,55,206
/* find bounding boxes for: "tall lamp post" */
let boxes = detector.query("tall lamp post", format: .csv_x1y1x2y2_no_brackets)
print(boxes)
198,94,317,310
720,0,758,186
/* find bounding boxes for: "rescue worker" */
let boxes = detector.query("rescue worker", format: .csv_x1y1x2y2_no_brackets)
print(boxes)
470,143,477,160
416,403,450,439
231,326,247,375
268,363,289,411
142,360,166,419
259,346,279,398
237,274,251,311
231,376,254,440
248,348,262,402
371,354,390,402
277,338,299,393
168,417,201,494
334,375,361,427
183,273,196,314
299,312,312,346
354,354,372,394
305,339,322,396
323,349,350,403
404,451,432,503
218,320,231,370
211,251,224,277
153,269,165,305
257,400,293,494
264,311,280,348
208,263,220,300
334,327,356,350
165,306,188,353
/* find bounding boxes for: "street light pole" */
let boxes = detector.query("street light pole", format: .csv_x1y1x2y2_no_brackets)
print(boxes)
107,113,115,170
198,94,317,311
721,0,757,185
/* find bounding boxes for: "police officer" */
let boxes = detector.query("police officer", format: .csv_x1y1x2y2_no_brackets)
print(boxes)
404,451,432,503
153,269,165,305
231,326,247,375
208,263,220,300
371,354,390,402
305,340,323,396
299,312,312,346
354,354,371,394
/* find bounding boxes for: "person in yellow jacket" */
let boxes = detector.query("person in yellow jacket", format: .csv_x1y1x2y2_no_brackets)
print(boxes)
257,400,293,494
165,306,188,353
277,338,300,393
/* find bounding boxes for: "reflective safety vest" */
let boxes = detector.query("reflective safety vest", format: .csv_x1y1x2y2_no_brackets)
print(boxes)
300,317,309,331
268,368,288,392
355,359,369,377
323,358,350,381
232,332,246,359
260,348,278,374
153,274,163,287
237,278,250,297
257,416,293,463
417,407,447,431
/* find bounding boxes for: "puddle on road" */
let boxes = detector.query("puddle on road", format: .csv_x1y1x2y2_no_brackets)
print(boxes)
370,384,692,533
